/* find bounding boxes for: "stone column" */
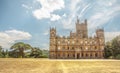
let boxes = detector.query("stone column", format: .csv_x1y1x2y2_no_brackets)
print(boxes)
75,53,77,59
84,52,86,59
93,52,95,58
88,52,90,59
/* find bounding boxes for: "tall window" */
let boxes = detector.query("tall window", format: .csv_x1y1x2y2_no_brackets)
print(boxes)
68,47,69,50
58,41,60,44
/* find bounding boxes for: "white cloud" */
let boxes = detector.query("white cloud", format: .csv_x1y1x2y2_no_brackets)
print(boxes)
33,8,51,19
51,14,61,21
33,0,64,21
0,30,32,49
105,32,120,42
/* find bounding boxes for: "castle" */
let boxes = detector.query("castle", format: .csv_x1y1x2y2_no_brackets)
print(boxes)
49,18,105,59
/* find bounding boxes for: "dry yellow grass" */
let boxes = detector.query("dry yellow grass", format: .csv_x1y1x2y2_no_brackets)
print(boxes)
0,58,120,73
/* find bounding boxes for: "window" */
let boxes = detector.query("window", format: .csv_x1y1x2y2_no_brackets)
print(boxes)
90,41,92,44
81,41,83,44
68,41,70,44
85,41,87,44
94,41,96,44
102,46,104,50
58,41,60,44
86,47,88,50
58,47,60,50
72,41,74,44
68,47,69,50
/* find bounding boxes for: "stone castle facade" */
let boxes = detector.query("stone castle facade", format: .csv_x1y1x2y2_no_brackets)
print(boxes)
49,18,105,59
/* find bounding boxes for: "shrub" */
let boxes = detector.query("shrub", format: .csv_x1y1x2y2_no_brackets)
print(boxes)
115,54,120,59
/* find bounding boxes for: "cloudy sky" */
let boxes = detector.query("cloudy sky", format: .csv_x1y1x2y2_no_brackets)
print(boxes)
0,0,120,49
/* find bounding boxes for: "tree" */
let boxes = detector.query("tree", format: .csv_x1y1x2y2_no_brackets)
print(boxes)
29,47,42,58
104,35,120,59
10,42,32,58
111,35,120,58
104,42,113,58
0,46,4,58
9,50,19,58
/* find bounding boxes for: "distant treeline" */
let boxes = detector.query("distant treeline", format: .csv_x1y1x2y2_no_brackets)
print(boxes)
0,42,48,58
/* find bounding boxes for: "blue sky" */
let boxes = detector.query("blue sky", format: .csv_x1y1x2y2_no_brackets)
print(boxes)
0,0,120,49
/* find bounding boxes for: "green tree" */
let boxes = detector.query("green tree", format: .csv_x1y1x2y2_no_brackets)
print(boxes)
0,46,4,58
112,35,120,58
5,50,9,58
10,42,32,58
104,42,113,58
104,35,120,59
29,47,42,58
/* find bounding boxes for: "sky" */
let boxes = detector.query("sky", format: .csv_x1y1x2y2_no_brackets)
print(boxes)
0,0,120,49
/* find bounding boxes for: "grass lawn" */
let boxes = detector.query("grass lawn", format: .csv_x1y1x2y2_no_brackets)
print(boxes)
0,58,120,73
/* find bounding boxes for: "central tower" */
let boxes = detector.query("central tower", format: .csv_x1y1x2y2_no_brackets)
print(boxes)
76,18,88,38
